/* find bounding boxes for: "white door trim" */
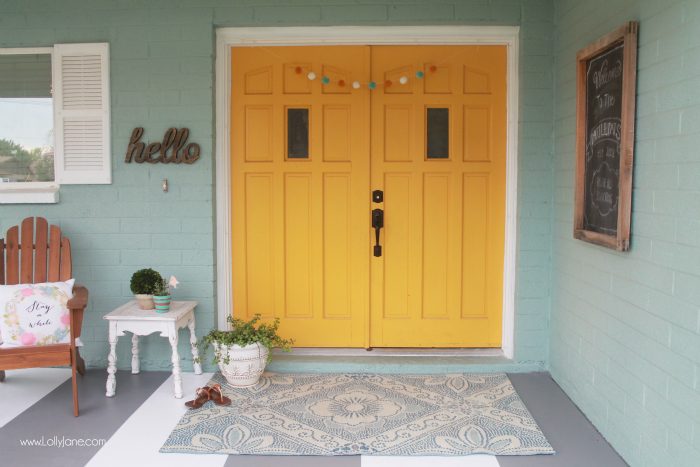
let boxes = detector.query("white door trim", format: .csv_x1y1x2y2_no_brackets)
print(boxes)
215,26,519,359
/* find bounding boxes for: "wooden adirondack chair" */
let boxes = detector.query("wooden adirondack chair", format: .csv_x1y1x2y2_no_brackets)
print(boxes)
0,217,88,416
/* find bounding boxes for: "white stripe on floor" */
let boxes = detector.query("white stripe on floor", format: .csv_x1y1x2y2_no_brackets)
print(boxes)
361,455,500,466
0,368,72,428
86,372,227,467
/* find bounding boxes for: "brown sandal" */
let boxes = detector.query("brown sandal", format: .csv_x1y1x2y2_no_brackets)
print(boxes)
209,384,231,406
185,386,211,409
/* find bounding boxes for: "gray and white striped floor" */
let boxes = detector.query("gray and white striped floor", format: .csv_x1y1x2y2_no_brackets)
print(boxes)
0,369,627,467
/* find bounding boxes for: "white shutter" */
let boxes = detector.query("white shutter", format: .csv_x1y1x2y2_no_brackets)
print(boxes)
53,43,111,184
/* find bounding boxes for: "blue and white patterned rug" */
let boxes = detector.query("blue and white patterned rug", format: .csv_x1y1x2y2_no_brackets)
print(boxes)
160,373,555,456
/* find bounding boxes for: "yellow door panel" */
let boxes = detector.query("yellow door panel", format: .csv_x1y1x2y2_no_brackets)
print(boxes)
243,173,275,313
232,45,506,349
231,46,370,347
369,46,507,347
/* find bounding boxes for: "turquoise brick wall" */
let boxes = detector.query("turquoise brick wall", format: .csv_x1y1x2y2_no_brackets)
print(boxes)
0,0,554,373
551,1,700,466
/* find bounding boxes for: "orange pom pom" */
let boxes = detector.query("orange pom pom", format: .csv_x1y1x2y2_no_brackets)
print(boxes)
430,65,437,73
385,80,392,87
295,66,302,74
338,79,345,87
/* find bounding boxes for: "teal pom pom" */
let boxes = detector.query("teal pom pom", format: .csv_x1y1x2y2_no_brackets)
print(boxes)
321,76,330,84
368,81,377,89
415,71,424,79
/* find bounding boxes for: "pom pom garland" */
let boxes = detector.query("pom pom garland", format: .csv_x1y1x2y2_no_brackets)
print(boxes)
301,70,416,89
285,47,462,89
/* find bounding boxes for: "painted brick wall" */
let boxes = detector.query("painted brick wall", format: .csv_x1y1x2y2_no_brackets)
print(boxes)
551,1,700,466
0,0,553,372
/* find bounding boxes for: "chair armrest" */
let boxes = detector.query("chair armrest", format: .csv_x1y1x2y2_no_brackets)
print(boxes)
68,285,88,342
67,285,89,311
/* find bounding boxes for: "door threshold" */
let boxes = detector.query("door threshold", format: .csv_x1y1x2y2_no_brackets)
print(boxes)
273,347,504,358
266,348,545,374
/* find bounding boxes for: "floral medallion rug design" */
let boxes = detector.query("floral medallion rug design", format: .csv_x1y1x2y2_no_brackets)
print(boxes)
160,373,555,456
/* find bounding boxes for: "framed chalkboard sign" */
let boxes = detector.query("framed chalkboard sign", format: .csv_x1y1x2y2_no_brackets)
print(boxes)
574,22,638,251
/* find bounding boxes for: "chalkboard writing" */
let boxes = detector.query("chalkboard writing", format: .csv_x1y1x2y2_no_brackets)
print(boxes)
584,43,624,236
574,21,637,251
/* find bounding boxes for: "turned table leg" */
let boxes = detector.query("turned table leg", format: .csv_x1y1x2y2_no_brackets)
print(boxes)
169,327,183,399
188,317,203,375
106,324,118,397
131,334,140,374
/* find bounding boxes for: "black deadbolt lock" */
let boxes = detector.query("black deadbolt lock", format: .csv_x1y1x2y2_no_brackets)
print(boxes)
372,190,383,203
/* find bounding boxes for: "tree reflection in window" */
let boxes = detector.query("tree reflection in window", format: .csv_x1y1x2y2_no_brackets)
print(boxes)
0,53,54,183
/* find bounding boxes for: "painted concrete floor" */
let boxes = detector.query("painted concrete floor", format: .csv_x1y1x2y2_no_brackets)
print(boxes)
0,369,627,467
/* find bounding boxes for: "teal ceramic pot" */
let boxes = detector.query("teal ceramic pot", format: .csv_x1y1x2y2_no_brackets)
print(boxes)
153,295,171,313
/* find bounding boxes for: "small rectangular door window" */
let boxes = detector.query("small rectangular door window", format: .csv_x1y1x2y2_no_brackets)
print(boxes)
426,107,449,159
287,107,309,159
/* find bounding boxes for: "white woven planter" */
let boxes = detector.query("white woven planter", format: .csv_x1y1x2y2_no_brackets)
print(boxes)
213,342,269,387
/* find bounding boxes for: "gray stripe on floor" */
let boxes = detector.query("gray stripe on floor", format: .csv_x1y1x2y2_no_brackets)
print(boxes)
0,369,170,467
0,368,71,428
498,373,627,467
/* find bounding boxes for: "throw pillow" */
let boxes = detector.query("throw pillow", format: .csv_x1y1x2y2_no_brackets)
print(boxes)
0,279,75,347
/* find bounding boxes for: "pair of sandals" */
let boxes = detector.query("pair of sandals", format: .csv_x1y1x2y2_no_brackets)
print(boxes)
185,383,231,409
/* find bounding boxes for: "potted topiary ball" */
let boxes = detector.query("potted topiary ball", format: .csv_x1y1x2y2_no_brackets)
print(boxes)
130,268,163,310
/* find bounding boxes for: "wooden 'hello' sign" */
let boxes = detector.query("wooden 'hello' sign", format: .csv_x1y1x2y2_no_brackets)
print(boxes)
125,127,201,164
574,22,638,251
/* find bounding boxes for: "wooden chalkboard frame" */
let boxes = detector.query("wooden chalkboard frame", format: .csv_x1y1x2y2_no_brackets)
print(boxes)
574,22,638,251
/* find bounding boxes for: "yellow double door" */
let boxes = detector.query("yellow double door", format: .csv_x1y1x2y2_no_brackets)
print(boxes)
231,45,506,348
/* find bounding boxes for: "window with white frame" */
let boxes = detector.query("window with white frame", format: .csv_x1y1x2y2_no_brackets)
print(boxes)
0,43,111,203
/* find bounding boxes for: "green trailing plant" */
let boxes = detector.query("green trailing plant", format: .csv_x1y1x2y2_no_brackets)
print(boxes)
129,268,163,295
201,314,294,364
153,277,169,296
153,275,179,296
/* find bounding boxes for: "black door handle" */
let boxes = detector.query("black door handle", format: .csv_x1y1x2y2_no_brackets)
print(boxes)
372,208,384,257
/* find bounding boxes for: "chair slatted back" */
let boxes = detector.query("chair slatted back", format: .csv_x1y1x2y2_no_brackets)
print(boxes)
34,217,49,283
0,217,72,285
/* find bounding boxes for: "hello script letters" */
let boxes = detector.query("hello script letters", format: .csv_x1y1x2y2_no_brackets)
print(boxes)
125,127,201,164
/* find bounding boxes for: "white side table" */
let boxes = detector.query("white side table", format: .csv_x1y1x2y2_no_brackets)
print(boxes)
103,300,203,399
